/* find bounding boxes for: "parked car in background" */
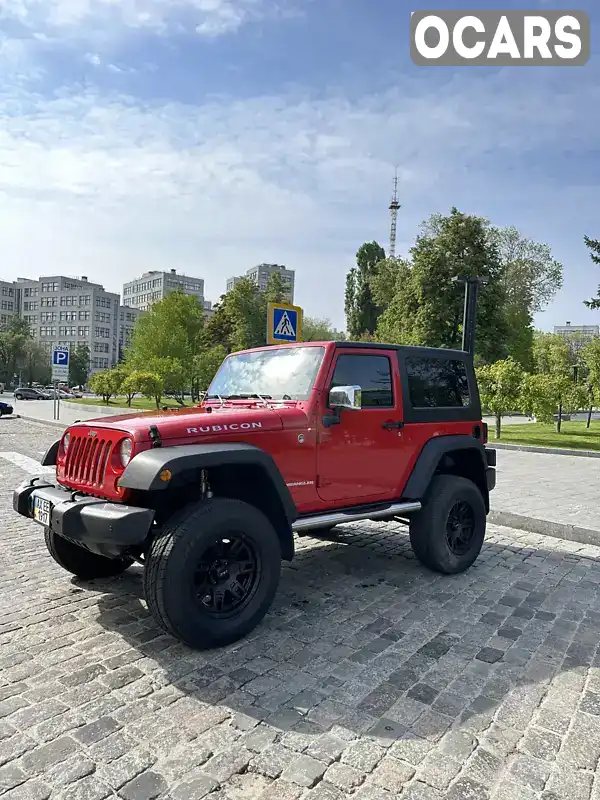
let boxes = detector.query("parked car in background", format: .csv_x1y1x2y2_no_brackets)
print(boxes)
0,382,4,394
0,400,13,416
14,387,51,400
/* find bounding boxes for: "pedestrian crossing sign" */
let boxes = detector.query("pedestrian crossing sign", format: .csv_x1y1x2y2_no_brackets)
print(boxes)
267,302,303,345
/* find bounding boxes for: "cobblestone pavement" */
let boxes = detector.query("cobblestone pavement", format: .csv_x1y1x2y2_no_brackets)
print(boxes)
3,419,600,799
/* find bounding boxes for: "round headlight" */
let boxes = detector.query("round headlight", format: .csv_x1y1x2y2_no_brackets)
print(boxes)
119,439,132,467
63,432,70,453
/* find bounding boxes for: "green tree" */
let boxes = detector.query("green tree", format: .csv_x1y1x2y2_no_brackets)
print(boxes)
264,271,288,304
476,358,524,439
89,369,124,404
345,242,385,339
192,345,227,399
369,257,411,311
519,373,562,425
531,332,577,431
120,371,140,407
69,344,90,387
0,318,31,385
488,225,563,368
205,278,266,353
584,235,600,309
376,209,507,362
301,317,344,342
127,290,204,401
580,336,600,427
135,371,164,409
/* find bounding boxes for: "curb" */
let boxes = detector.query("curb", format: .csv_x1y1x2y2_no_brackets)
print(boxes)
15,414,67,431
493,443,600,459
489,509,600,548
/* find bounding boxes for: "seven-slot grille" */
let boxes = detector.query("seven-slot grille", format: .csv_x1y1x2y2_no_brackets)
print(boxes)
63,431,113,488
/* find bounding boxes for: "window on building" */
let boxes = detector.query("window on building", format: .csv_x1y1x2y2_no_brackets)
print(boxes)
39,327,57,337
95,327,110,338
405,357,471,408
79,295,90,306
41,297,57,307
22,301,36,311
330,354,393,408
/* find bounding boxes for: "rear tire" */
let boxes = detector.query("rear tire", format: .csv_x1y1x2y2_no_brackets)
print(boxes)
409,474,486,574
143,498,282,650
44,529,134,579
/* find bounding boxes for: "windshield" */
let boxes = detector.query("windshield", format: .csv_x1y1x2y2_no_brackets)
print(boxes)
207,346,325,402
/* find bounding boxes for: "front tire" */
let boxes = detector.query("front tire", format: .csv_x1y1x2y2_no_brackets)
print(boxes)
144,498,282,649
44,529,134,579
409,475,486,574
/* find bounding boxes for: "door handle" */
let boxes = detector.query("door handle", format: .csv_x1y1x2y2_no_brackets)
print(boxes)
382,420,404,430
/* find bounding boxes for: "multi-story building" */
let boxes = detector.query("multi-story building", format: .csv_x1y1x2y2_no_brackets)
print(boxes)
226,263,295,304
122,269,205,312
16,275,120,374
0,280,19,330
554,322,600,353
117,305,143,360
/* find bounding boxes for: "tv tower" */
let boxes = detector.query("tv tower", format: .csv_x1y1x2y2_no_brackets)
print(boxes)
388,169,401,258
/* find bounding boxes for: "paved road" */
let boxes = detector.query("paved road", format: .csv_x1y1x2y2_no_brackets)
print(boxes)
2,419,600,799
492,450,600,534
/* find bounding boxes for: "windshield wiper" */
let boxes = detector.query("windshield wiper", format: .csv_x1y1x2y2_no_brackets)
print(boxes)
222,393,273,400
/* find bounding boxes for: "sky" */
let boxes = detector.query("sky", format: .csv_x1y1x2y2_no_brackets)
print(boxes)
0,0,598,332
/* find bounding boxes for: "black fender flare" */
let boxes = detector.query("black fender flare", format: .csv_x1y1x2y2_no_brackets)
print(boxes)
119,442,297,523
42,439,60,466
402,435,489,506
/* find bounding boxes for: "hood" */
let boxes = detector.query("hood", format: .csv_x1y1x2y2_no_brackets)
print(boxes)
70,404,286,442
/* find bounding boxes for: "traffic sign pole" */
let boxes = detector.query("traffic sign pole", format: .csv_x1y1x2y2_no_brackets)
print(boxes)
51,345,70,420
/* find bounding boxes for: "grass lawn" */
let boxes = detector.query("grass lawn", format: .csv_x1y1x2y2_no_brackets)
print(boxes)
64,396,192,411
497,420,600,452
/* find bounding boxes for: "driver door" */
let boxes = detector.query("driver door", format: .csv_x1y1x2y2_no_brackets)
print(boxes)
316,349,408,503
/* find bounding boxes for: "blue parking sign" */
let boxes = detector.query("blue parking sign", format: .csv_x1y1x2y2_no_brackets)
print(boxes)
52,347,70,367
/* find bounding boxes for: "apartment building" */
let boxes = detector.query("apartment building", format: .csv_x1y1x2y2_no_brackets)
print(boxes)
226,263,295,304
0,280,19,330
554,322,600,353
123,269,205,312
17,275,120,373
117,305,143,360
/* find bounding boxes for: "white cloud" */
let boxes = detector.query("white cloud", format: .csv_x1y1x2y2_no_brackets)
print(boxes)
0,67,599,327
1,0,289,37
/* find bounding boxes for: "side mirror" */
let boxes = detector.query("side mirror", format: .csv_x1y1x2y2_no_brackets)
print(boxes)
329,385,362,410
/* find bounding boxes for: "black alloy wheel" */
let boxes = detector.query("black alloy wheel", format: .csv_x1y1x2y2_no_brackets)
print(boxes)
194,533,261,617
445,500,475,556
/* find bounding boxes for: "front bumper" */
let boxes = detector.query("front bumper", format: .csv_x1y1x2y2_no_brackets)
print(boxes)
13,477,155,559
485,448,496,492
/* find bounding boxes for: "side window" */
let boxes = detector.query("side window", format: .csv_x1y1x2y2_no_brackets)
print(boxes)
330,354,393,408
406,357,470,407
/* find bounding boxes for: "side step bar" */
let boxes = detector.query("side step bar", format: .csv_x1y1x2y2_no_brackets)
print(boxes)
292,501,422,533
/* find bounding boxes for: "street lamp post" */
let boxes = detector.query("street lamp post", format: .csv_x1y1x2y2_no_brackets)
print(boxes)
451,276,489,356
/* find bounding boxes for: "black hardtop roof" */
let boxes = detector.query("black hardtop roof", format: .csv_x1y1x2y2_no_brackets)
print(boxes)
331,341,472,361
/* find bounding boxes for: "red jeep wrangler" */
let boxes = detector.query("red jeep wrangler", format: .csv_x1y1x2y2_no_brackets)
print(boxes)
14,341,496,650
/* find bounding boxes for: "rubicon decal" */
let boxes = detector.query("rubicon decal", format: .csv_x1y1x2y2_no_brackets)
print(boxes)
186,422,263,434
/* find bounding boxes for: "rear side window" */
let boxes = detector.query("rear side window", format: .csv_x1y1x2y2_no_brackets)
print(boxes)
405,357,470,408
330,354,393,407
